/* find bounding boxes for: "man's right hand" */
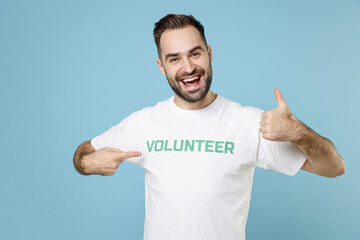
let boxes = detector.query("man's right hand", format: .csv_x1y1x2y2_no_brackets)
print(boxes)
81,147,142,176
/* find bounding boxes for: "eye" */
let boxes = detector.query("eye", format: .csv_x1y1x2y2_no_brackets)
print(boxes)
192,52,199,57
170,58,178,63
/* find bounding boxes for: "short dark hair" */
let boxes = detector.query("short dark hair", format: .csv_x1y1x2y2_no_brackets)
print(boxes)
153,14,208,58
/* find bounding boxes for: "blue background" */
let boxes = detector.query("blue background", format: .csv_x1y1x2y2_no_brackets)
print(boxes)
1,0,359,239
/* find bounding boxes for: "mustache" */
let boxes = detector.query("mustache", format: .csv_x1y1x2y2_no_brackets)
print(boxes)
175,67,205,82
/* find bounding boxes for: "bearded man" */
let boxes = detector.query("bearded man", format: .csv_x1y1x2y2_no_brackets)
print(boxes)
73,14,345,240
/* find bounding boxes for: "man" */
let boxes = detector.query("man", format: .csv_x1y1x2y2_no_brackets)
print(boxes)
73,14,345,240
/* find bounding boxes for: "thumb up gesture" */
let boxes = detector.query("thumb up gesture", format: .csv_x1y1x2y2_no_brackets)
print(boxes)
260,88,300,142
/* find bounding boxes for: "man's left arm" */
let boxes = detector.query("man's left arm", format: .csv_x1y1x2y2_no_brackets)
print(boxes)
260,88,345,178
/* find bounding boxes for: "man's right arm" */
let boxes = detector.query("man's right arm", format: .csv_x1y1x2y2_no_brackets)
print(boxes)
73,140,141,176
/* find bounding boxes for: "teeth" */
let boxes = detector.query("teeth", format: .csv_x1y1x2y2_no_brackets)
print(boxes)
182,76,200,82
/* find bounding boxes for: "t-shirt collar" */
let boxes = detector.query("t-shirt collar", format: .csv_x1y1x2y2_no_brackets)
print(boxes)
168,94,223,117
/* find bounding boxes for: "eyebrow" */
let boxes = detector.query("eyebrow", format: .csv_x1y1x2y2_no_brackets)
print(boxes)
165,46,204,61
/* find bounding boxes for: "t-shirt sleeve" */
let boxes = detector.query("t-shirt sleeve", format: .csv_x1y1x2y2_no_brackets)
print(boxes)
255,134,307,176
90,111,145,165
91,116,131,154
252,109,307,176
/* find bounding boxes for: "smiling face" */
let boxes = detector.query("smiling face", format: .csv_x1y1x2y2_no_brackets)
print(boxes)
156,25,213,104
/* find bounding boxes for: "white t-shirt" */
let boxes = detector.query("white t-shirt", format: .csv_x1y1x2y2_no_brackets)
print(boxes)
91,95,306,240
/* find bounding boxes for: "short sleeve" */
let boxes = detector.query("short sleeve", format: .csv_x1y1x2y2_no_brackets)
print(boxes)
255,134,307,176
91,116,131,152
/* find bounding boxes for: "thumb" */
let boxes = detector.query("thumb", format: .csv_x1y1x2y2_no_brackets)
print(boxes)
274,88,288,109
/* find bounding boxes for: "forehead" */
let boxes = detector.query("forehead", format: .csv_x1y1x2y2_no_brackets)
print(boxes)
159,26,206,57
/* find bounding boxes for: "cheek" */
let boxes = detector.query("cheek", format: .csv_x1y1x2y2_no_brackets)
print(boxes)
199,59,211,70
165,69,178,82
164,65,177,77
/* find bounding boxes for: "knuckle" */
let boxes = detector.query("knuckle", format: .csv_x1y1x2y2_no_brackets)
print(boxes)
268,132,277,140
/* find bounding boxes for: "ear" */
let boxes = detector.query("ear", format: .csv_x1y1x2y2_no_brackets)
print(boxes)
156,58,166,76
207,45,213,63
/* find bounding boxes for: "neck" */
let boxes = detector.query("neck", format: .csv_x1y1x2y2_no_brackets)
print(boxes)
174,91,217,110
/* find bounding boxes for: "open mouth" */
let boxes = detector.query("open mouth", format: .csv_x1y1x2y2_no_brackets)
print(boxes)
180,75,201,89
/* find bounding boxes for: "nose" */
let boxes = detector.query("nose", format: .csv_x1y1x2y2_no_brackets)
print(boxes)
182,58,195,74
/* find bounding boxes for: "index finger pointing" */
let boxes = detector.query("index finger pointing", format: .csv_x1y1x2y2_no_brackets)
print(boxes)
121,151,142,159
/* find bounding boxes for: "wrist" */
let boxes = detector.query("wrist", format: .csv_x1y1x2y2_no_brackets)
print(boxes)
290,116,310,144
79,151,94,175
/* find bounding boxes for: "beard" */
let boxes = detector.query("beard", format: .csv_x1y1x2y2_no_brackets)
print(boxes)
165,64,213,103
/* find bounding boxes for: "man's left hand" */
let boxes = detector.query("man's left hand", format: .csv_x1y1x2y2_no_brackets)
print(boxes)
260,88,301,142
